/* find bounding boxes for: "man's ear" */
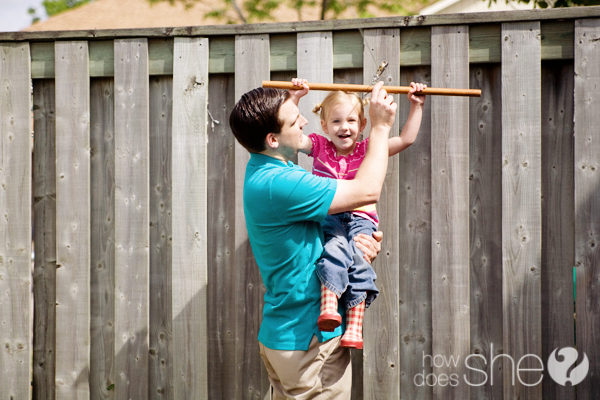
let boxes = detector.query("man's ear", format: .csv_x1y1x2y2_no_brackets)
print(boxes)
265,132,279,149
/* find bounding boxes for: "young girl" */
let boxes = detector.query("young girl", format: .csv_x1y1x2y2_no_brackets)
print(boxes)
290,78,427,349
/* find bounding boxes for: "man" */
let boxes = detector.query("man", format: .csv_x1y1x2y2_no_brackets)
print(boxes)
229,81,396,398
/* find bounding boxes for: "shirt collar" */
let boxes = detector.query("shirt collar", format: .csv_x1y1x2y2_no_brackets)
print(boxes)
250,152,295,168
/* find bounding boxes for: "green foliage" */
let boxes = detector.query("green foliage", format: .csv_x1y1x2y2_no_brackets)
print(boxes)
148,0,197,9
28,7,41,24
42,0,92,17
148,0,427,24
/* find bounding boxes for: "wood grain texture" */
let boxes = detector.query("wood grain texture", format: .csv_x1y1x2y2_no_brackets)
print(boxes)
4,6,600,41
207,73,237,400
28,23,581,79
540,60,575,400
90,78,116,400
113,38,150,400
468,64,503,399
398,66,432,400
0,42,32,400
400,28,431,66
574,18,600,400
234,34,270,399
32,79,57,400
501,21,542,400
541,21,574,60
31,42,55,78
362,28,400,400
171,37,209,400
54,40,91,399
271,34,297,72
148,75,173,400
469,24,501,64
430,25,470,400
297,31,333,171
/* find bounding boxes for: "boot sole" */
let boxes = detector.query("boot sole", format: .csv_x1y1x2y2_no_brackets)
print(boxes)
340,338,363,349
317,313,342,332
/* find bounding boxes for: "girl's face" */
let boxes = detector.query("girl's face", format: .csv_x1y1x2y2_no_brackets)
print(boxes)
321,99,367,157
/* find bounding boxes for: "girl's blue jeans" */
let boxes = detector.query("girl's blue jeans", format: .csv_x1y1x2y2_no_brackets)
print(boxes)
316,212,379,310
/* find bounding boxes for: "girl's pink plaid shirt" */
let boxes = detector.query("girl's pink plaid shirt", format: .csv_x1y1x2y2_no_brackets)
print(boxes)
307,133,379,226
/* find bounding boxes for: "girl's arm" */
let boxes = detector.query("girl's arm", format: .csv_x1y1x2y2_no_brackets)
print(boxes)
388,82,426,157
290,78,314,155
290,78,308,105
299,136,313,154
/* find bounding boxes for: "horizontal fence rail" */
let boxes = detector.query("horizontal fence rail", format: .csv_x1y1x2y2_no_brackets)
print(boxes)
0,7,599,400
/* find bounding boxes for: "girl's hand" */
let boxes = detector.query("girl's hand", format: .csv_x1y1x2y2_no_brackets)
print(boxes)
354,231,383,264
407,82,427,106
290,78,309,104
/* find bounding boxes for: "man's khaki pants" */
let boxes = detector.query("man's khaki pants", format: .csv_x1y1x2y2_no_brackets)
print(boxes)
259,335,352,399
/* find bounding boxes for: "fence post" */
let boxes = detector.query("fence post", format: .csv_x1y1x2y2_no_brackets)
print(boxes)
501,21,542,400
574,18,600,400
171,36,209,399
0,41,33,400
55,40,91,399
431,25,471,400
114,38,150,400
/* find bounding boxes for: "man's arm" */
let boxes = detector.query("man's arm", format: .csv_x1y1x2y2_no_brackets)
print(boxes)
328,81,397,214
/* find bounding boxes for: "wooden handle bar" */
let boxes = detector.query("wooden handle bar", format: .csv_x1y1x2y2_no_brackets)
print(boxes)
262,81,481,97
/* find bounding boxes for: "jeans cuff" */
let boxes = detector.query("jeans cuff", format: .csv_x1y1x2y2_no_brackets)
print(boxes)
316,272,344,298
346,292,367,310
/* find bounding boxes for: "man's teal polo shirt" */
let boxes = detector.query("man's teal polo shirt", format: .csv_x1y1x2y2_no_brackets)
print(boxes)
244,153,342,351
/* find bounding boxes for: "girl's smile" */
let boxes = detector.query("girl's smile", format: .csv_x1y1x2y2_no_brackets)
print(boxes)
321,101,367,157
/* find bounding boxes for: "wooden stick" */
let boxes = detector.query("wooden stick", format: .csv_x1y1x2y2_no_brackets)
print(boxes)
262,81,481,97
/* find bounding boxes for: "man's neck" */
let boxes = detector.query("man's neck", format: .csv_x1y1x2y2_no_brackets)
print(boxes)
259,149,290,165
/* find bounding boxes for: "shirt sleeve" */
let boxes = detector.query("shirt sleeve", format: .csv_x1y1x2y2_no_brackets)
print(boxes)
308,133,321,158
270,166,337,223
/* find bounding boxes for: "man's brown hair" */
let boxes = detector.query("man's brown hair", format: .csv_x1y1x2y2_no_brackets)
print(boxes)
229,87,291,153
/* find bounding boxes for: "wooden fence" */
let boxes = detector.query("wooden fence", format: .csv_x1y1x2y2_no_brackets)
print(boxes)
1,6,599,399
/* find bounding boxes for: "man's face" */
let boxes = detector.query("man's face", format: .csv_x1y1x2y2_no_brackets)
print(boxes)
273,99,309,160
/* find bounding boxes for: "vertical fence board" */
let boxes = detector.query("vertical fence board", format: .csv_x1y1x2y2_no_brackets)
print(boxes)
171,37,209,400
468,64,503,399
0,42,32,400
501,21,542,400
430,26,470,400
33,79,57,400
90,78,116,400
541,60,575,400
362,28,400,400
296,32,333,171
207,73,236,400
114,38,150,400
234,34,270,399
574,18,600,400
398,66,432,400
55,40,91,399
149,75,173,400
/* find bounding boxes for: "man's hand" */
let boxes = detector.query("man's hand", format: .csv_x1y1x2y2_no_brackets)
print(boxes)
290,78,309,105
354,231,383,264
369,81,397,130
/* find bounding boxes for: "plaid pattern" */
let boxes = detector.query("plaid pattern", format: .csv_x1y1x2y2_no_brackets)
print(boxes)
340,301,365,349
320,284,338,314
318,284,342,331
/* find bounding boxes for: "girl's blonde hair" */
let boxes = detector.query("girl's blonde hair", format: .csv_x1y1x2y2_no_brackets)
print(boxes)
312,91,368,122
